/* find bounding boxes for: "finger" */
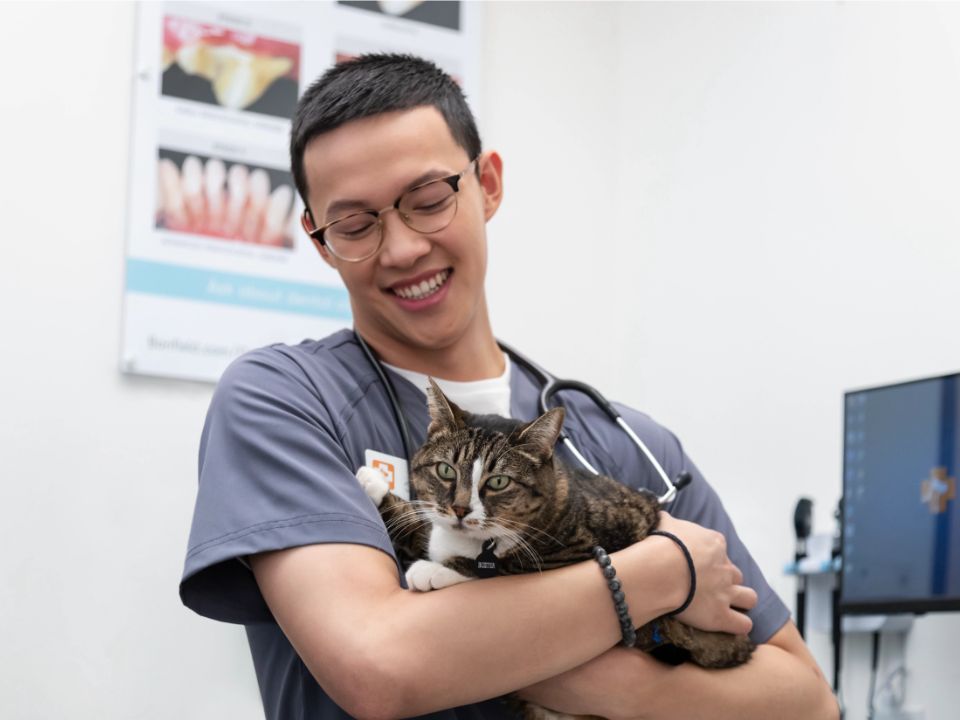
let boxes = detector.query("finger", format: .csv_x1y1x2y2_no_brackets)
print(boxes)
732,585,758,611
730,563,744,586
724,607,754,636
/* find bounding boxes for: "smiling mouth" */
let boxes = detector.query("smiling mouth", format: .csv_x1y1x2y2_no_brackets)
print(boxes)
389,269,451,300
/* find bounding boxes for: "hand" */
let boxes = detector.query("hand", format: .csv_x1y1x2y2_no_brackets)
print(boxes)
654,512,757,636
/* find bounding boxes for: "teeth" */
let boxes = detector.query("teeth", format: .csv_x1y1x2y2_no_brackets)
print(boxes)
394,271,449,300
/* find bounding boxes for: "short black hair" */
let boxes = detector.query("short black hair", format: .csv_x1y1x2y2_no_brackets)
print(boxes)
290,53,482,208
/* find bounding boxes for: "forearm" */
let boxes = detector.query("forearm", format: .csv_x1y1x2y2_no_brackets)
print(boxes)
254,540,684,718
633,644,838,720
379,563,652,714
520,629,838,720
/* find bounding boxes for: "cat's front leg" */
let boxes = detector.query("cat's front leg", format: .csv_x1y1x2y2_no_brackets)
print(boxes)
356,466,391,506
355,467,429,564
406,560,473,591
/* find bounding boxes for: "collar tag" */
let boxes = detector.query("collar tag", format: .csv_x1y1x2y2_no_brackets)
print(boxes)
363,450,410,500
475,539,499,578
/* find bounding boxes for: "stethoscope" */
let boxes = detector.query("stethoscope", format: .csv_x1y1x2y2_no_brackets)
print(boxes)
355,331,691,505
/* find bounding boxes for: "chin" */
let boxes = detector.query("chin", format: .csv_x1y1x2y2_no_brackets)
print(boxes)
396,323,467,352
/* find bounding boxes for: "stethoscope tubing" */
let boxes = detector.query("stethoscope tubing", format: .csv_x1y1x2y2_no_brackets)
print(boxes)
356,331,415,461
355,331,685,505
498,340,682,505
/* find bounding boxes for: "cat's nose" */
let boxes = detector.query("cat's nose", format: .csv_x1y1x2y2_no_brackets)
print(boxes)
451,505,469,520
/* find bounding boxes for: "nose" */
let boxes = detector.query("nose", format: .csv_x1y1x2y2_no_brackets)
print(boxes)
451,505,470,520
377,210,431,269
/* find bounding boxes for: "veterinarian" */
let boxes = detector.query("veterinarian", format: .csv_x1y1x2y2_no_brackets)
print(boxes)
181,54,838,720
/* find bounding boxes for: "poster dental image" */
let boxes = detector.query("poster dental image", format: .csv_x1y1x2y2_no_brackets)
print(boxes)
121,1,480,382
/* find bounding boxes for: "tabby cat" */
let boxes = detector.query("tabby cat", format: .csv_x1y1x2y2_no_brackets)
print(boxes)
355,379,753,715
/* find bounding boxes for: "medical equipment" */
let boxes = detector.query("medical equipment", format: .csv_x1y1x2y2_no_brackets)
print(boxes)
355,331,692,505
841,371,960,615
793,497,813,639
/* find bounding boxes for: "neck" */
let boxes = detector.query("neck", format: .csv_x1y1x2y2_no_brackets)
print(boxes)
357,301,504,381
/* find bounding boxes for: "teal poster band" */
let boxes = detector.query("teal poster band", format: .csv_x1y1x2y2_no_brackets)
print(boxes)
126,259,352,320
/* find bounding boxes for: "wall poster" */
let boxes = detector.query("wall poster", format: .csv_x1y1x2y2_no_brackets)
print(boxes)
122,1,481,382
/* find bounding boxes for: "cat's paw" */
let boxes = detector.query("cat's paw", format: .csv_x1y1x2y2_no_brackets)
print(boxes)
355,466,390,507
405,560,472,591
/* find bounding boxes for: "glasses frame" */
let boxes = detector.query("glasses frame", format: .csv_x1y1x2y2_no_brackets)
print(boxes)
301,157,479,263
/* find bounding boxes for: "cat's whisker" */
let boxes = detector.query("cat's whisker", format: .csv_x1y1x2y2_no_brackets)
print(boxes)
385,520,425,540
495,516,565,549
385,512,425,532
488,521,543,572
384,507,432,539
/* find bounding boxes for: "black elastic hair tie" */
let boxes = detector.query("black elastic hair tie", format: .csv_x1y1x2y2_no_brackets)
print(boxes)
649,530,697,616
592,546,636,646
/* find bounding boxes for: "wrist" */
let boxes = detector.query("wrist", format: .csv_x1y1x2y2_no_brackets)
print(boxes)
591,547,636,646
647,530,696,616
612,535,686,622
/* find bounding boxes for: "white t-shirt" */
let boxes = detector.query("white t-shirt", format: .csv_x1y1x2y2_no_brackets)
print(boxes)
382,354,512,418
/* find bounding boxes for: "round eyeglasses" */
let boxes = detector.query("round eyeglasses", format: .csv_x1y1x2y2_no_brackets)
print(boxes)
302,158,478,262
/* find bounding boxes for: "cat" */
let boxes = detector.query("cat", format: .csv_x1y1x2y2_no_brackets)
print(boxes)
355,379,754,715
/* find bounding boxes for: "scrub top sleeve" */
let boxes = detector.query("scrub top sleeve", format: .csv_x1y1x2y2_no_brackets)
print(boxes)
180,348,395,625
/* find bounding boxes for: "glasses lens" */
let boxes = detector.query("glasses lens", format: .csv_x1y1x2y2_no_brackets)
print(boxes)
325,212,381,260
399,180,458,233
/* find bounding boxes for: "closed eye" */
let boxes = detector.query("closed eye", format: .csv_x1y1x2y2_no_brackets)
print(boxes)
413,196,453,213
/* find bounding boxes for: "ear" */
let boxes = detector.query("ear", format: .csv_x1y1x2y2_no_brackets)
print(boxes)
426,377,466,435
301,208,336,269
517,407,564,460
477,150,503,222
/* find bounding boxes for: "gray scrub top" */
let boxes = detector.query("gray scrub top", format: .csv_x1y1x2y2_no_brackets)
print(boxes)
180,328,790,719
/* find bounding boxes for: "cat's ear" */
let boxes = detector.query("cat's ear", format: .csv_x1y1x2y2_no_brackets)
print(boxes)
426,377,466,435
517,407,565,460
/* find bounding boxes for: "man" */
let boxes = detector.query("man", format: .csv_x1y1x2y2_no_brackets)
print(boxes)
181,54,837,720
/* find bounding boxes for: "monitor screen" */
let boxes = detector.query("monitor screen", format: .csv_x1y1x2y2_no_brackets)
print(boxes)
841,373,960,614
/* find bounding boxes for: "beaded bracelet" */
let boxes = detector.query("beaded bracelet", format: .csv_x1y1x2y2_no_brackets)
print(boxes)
592,546,636,647
648,530,697,616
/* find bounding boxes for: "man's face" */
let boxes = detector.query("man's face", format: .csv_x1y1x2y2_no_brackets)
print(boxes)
302,106,502,358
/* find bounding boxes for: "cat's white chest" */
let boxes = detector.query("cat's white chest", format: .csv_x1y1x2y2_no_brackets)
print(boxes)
427,526,484,563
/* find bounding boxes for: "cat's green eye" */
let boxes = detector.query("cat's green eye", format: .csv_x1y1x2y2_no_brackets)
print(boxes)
436,462,457,480
486,475,512,491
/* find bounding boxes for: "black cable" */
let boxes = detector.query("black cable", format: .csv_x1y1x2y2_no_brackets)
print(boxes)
867,631,881,720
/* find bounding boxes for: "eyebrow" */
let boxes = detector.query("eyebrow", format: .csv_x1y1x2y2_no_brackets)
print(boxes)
323,167,454,222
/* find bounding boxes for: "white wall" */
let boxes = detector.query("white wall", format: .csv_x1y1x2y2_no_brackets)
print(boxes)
1,2,958,719
0,3,261,718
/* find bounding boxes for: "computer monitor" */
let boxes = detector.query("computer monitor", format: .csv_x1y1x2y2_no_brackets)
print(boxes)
841,372,960,614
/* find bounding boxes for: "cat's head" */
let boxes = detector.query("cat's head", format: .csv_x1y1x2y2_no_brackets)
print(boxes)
409,379,565,542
